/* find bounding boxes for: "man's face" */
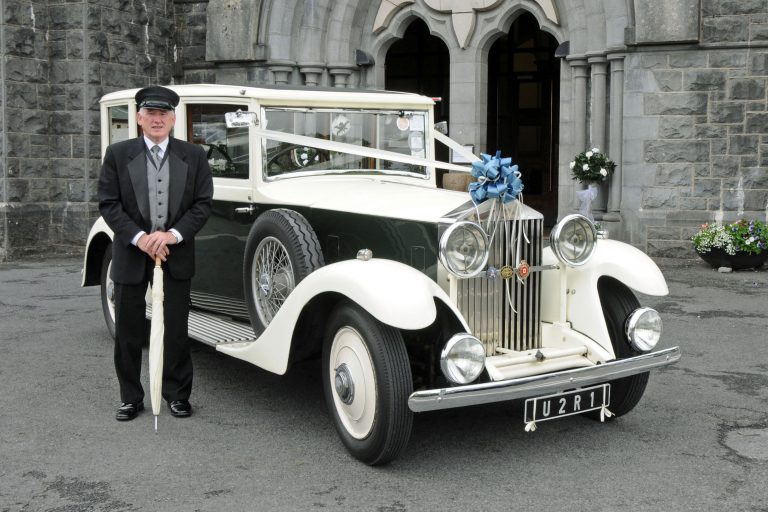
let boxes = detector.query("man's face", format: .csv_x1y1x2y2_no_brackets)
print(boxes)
137,108,176,143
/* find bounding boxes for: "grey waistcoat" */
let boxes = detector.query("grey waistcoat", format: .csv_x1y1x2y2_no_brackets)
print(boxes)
147,148,170,233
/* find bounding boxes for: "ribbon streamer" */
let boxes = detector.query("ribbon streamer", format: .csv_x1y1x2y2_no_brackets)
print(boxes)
576,183,599,220
469,151,524,205
253,127,473,173
599,405,614,422
524,421,537,433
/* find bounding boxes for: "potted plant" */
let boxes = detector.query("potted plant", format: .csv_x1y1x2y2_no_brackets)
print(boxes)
569,148,616,222
691,219,768,270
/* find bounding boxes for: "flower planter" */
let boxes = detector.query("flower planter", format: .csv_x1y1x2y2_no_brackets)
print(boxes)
695,247,768,270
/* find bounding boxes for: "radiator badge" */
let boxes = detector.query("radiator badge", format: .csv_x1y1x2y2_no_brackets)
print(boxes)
499,261,530,280
517,260,530,280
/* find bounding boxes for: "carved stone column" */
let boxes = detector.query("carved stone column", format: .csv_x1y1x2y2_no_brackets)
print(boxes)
567,56,589,201
568,57,588,151
269,60,295,85
587,55,608,151
606,53,626,219
299,62,326,86
328,66,355,88
588,55,608,214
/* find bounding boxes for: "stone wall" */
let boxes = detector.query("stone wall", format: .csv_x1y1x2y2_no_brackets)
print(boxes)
2,0,766,261
626,0,768,257
172,0,215,83
0,0,174,261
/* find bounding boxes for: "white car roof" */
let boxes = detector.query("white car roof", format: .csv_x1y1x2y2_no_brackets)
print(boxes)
100,84,436,108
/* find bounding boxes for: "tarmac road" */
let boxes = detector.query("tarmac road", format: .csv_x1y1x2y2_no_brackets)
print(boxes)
0,257,766,512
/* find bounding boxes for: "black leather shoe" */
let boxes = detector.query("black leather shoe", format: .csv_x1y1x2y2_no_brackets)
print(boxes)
116,402,144,421
168,399,192,417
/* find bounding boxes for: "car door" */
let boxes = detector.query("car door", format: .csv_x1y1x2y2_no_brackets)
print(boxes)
185,101,257,321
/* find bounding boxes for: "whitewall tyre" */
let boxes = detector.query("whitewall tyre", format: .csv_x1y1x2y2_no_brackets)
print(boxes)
322,301,413,465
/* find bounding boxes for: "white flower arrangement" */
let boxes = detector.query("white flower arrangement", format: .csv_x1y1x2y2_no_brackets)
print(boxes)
570,147,616,184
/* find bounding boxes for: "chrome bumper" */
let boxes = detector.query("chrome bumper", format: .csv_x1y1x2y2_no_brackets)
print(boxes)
408,346,681,412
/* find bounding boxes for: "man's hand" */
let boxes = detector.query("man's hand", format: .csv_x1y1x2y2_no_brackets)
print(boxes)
137,231,176,261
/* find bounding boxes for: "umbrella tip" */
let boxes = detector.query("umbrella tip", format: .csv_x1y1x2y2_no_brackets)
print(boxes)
154,415,158,433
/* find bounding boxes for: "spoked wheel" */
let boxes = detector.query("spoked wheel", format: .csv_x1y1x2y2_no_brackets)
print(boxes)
252,236,296,326
244,209,323,335
591,277,650,420
322,301,413,465
99,243,116,339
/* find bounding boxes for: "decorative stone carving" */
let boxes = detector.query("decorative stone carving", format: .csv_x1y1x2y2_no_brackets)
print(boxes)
373,0,559,49
206,0,264,62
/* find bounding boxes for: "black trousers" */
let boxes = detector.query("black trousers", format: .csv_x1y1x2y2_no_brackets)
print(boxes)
113,263,192,404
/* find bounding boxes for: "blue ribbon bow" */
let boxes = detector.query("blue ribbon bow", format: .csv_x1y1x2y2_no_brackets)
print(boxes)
469,151,524,204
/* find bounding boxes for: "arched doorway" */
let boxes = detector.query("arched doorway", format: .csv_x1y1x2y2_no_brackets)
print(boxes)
385,19,450,185
487,12,560,225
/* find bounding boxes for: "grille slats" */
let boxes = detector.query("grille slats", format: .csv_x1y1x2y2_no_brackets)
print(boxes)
457,217,543,355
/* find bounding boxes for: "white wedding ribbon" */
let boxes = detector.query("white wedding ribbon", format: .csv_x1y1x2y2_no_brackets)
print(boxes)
433,130,482,164
253,127,474,174
599,405,614,422
576,183,599,218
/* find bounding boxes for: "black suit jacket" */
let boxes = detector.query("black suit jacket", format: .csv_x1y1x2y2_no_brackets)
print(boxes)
98,137,213,284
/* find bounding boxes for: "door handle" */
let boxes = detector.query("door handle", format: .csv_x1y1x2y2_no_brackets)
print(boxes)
234,205,255,215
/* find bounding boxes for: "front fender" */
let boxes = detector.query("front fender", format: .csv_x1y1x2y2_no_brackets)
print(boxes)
574,239,668,296
217,258,468,374
541,239,668,355
82,218,114,287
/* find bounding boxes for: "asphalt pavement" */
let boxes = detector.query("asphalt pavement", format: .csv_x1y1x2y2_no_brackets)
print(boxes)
0,256,766,512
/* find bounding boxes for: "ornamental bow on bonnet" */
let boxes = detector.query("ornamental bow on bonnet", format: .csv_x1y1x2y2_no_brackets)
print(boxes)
469,151,524,204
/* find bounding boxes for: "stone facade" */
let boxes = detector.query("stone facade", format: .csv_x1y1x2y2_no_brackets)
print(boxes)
1,0,767,261
0,0,174,260
627,1,768,257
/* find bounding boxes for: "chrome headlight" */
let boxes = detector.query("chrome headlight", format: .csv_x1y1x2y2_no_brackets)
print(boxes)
549,214,597,267
440,334,486,384
626,307,662,352
439,221,489,278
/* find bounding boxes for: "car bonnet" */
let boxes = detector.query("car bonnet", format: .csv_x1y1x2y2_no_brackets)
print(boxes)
257,177,473,224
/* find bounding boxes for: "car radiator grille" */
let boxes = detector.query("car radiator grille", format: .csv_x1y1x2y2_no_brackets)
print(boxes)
456,218,543,355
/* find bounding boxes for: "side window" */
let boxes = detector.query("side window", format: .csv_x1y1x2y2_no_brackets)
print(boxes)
187,104,249,179
108,105,129,144
262,109,329,176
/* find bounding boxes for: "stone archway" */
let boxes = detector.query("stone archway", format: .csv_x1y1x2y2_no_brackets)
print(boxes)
385,18,451,185
487,11,560,225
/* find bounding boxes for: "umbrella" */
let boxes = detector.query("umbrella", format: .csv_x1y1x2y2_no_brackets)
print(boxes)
149,256,165,433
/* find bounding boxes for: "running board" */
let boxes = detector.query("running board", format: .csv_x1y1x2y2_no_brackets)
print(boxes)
146,306,257,346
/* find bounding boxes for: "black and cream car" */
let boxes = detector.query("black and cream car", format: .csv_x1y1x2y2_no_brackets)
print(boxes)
82,84,680,465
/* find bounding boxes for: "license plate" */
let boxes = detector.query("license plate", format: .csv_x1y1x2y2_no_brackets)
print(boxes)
524,384,610,425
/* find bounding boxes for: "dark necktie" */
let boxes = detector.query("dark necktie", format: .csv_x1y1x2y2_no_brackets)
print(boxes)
151,145,162,170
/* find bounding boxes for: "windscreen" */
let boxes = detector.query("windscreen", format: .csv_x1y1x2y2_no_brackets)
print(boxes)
262,107,429,179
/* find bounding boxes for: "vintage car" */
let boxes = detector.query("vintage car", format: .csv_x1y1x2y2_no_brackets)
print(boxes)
82,84,680,465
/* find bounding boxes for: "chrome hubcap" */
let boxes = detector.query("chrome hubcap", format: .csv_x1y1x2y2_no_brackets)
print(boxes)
252,236,295,326
334,364,355,405
258,272,271,296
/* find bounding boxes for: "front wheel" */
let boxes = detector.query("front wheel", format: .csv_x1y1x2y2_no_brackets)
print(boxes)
322,301,413,465
243,209,323,335
99,243,116,340
592,277,650,419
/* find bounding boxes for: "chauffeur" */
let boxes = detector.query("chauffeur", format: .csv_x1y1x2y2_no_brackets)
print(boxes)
98,86,213,421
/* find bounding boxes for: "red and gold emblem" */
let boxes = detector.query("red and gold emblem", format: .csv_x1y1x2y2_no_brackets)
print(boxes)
516,260,530,279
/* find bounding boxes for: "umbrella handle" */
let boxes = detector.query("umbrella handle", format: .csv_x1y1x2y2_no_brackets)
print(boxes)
155,256,161,267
